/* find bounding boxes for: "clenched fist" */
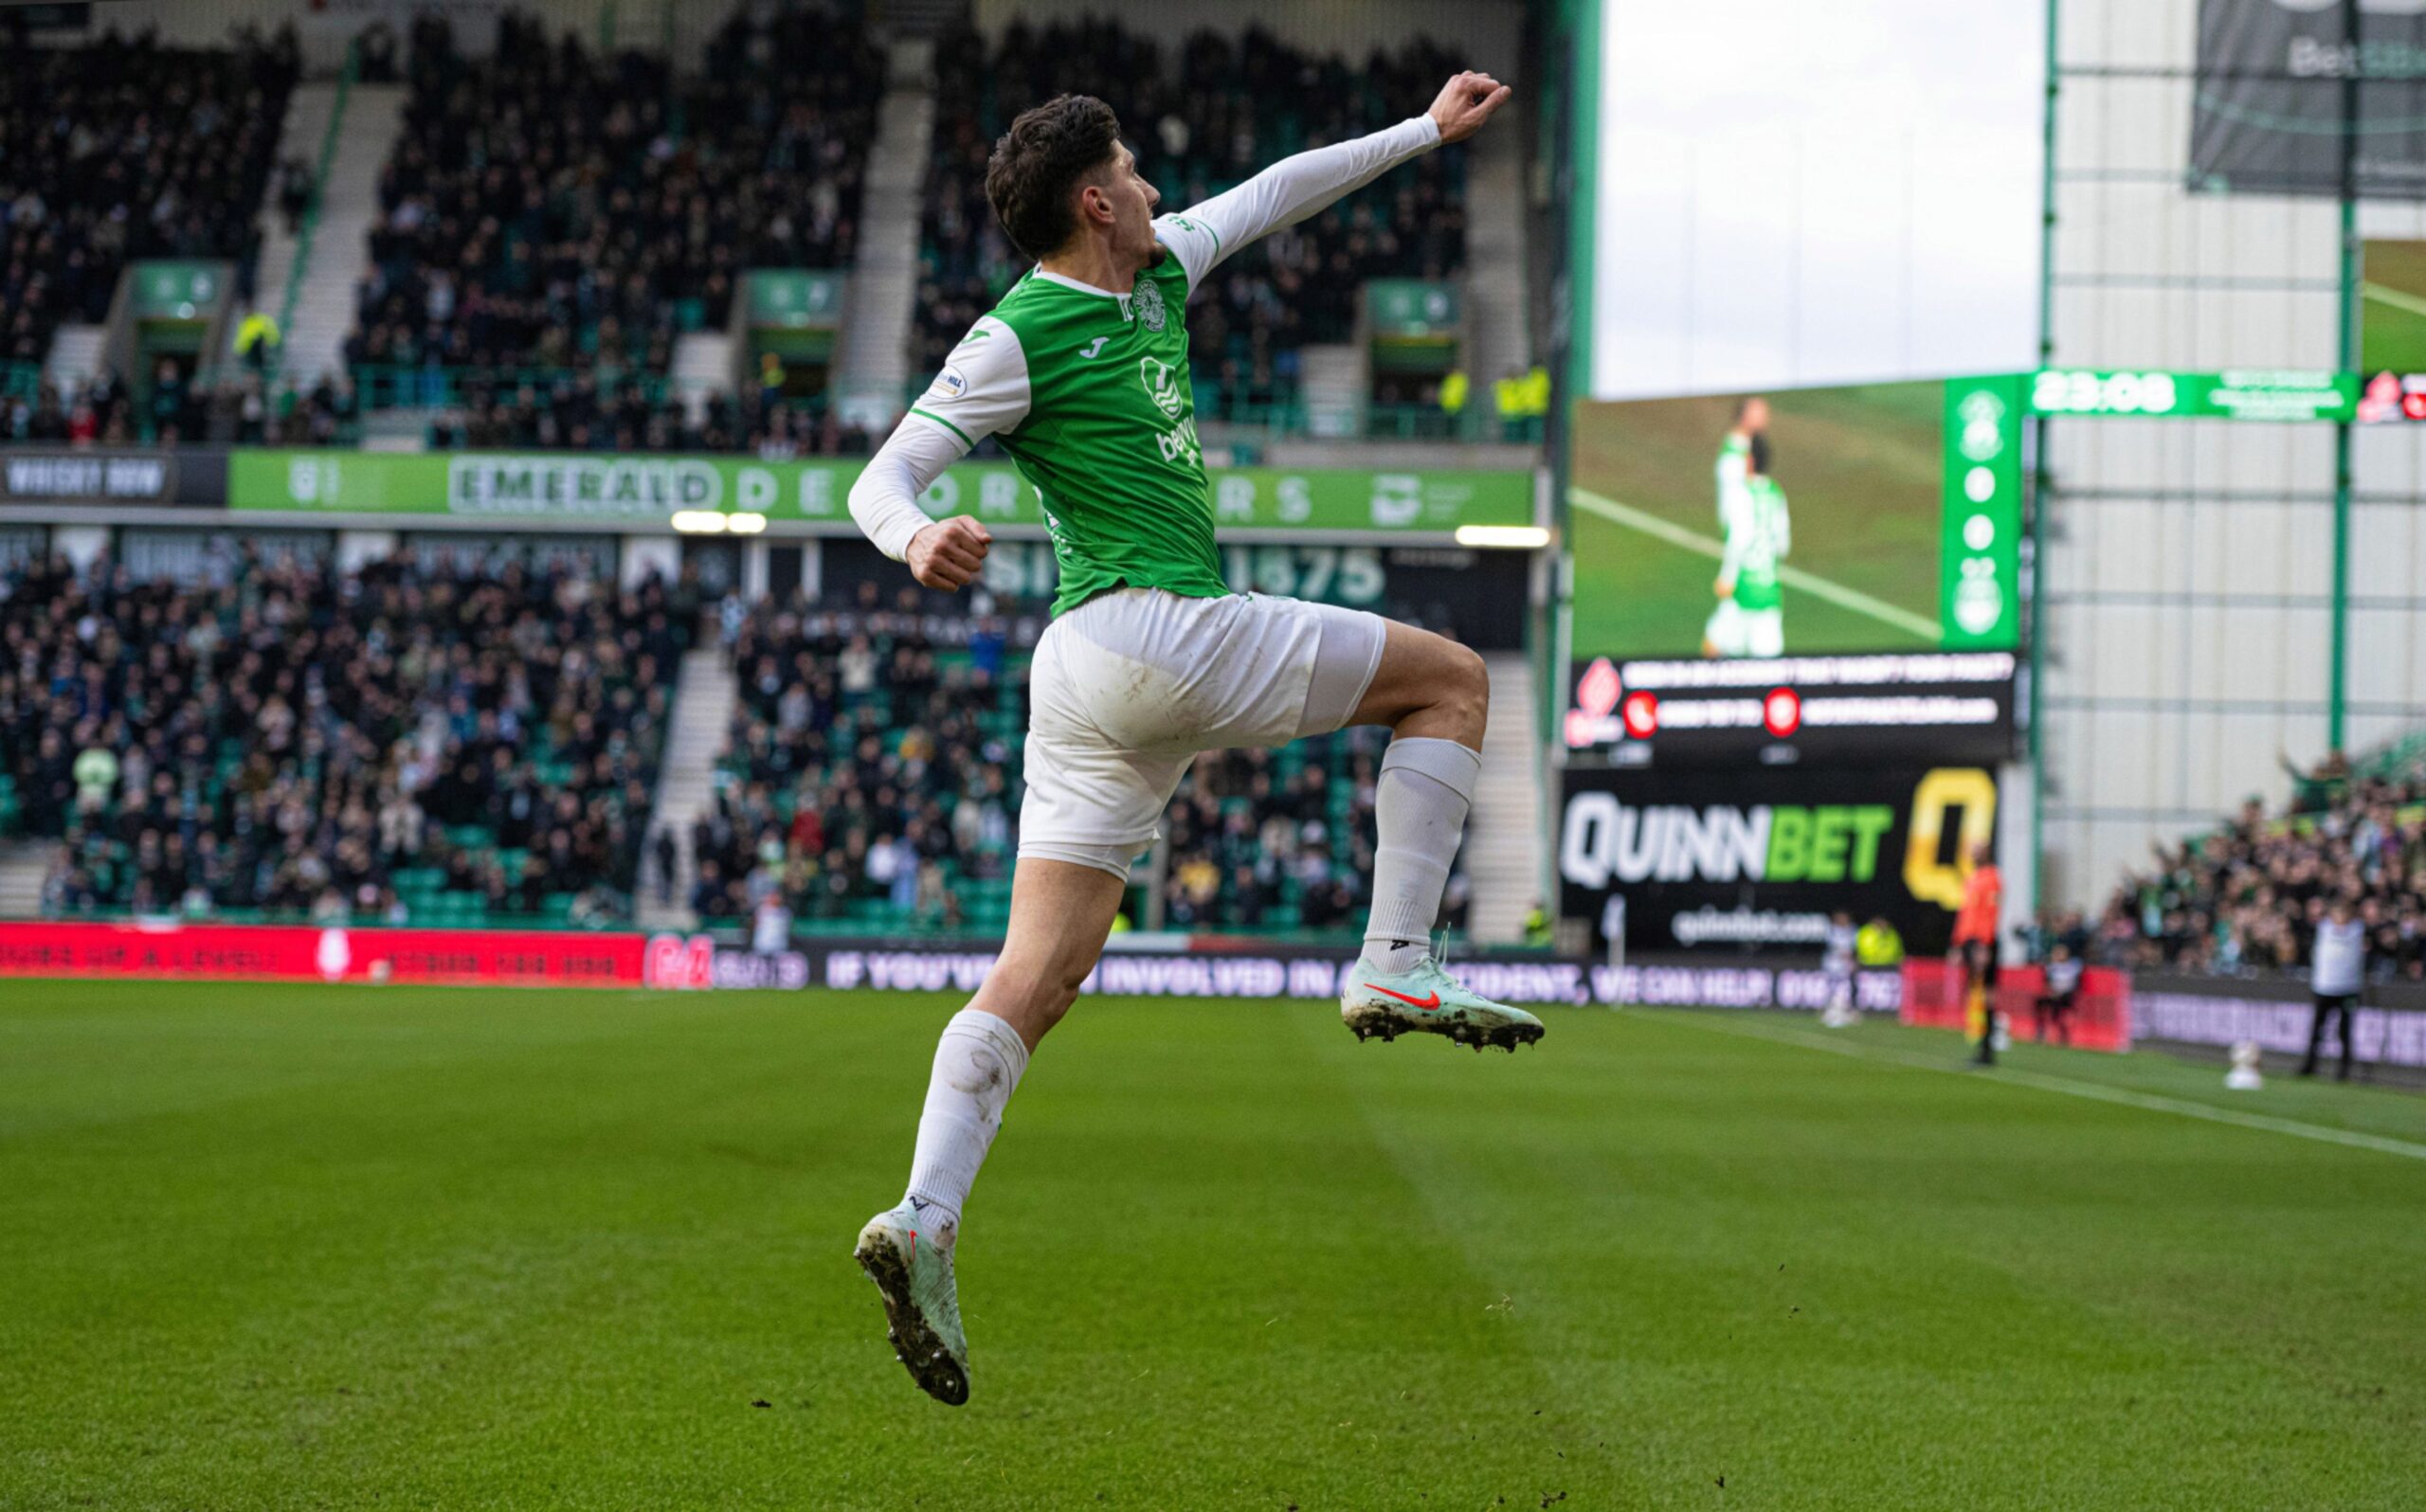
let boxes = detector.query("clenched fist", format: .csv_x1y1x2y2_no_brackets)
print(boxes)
1427,71,1512,145
907,516,992,591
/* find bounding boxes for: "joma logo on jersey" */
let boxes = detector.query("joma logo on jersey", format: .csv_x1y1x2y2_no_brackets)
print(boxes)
1140,357,1183,418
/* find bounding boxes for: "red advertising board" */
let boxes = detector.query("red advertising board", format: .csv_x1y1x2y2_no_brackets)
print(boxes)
1899,956,2131,1052
0,920,645,988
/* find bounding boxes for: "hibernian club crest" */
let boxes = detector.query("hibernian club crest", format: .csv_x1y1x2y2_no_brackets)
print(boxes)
1132,275,1167,333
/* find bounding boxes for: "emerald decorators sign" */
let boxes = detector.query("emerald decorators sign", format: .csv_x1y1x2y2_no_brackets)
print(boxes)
227,452,1532,535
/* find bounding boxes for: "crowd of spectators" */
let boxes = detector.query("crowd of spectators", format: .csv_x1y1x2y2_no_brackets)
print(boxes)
692,576,1457,941
917,19,1471,414
688,582,1021,929
348,6,880,385
1,25,299,369
422,377,869,457
1158,740,1393,934
689,582,1019,927
2098,761,2426,983
0,549,682,925
4,363,354,448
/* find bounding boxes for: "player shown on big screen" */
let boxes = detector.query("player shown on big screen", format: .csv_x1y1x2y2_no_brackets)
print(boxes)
1703,397,1791,659
842,73,1530,1405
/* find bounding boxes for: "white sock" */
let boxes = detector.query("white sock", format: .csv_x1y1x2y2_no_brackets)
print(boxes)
901,1007,1030,1250
1360,737,1482,976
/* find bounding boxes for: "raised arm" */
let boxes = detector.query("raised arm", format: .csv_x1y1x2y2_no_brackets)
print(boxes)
1154,70,1512,290
848,315,1030,590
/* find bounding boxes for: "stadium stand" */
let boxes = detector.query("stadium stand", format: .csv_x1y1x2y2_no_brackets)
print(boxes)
917,19,1470,425
2100,759,2426,981
420,378,870,457
0,549,682,927
346,7,881,435
693,583,1026,932
697,579,1401,940
0,8,1486,947
4,367,354,448
0,25,299,373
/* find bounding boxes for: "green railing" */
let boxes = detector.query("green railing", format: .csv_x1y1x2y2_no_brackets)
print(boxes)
269,39,360,375
352,363,698,411
1364,404,1544,443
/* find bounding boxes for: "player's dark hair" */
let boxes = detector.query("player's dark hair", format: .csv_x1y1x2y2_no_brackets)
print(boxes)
987,94,1125,260
1749,432,1772,475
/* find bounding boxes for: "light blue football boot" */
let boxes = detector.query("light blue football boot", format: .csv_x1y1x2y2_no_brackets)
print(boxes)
854,1201,971,1406
1340,951,1547,1053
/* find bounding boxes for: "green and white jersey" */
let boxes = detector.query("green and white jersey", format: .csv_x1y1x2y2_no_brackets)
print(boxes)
1714,433,1752,524
1718,469,1790,614
860,115,1441,618
908,220,1228,616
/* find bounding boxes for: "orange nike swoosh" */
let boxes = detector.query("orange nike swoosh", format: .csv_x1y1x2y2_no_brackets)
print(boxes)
1363,983,1441,1010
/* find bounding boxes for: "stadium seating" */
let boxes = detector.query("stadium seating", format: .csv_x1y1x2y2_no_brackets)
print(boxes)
0,549,682,927
2100,765,2426,981
700,580,1390,939
3,367,353,448
0,26,299,373
917,19,1470,425
697,584,1026,933
420,378,870,457
347,8,880,419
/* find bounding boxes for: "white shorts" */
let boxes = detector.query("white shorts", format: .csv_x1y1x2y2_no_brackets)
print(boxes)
1704,601,1783,659
1020,589,1388,876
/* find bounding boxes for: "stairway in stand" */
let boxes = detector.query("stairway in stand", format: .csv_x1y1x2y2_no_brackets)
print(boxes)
247,81,407,387
1466,653,1548,945
830,37,936,430
638,645,741,933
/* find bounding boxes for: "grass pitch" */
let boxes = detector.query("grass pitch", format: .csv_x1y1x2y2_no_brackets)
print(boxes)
2363,238,2426,376
5,981,2425,1509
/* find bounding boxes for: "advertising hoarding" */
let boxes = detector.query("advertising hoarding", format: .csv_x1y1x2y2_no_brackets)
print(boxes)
2190,0,2426,200
1558,765,2001,956
228,451,1533,537
1562,650,2019,765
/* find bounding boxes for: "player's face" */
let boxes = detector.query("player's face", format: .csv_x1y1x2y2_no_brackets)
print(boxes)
1102,142,1160,260
1742,398,1770,433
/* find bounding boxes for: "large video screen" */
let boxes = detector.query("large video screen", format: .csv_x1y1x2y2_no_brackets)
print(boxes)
1567,378,2020,661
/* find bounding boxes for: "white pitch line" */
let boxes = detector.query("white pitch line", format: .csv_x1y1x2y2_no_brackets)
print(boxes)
2362,279,2426,323
1568,484,1945,642
1655,1010,2426,1165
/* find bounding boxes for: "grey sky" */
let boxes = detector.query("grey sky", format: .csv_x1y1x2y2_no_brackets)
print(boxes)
1592,0,2046,398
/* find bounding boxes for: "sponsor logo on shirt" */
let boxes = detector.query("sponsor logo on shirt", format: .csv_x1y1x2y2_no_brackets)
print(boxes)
1140,357,1182,418
927,364,969,403
1078,336,1109,359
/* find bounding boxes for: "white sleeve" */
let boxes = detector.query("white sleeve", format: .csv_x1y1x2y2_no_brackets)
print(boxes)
1715,451,1748,522
847,421,966,562
1153,115,1440,292
850,315,1032,563
1715,508,1747,591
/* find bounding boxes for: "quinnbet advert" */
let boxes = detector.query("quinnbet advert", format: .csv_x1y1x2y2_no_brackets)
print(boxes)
1558,765,1998,956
